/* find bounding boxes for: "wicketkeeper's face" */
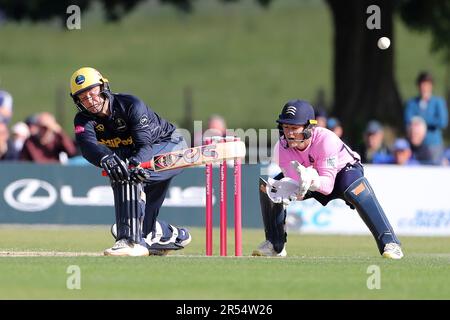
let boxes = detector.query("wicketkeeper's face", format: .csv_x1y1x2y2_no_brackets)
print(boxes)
282,124,310,150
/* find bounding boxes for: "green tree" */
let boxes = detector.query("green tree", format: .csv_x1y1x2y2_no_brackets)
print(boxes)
325,0,402,144
0,0,144,23
398,0,450,104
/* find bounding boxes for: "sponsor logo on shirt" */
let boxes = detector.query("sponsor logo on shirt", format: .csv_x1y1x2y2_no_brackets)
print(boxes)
114,118,127,132
98,136,133,148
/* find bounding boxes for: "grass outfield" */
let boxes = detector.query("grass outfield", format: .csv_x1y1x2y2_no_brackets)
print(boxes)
0,225,449,299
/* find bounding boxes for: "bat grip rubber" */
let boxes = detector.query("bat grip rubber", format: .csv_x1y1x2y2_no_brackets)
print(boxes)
101,160,153,176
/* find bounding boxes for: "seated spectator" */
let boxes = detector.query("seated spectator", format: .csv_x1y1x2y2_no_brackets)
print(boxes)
391,138,419,166
443,148,450,166
197,114,228,145
0,122,19,160
25,114,40,136
327,117,343,138
357,120,392,164
406,116,435,165
206,114,227,137
404,71,448,164
314,107,328,128
11,121,30,154
20,112,78,163
0,89,13,124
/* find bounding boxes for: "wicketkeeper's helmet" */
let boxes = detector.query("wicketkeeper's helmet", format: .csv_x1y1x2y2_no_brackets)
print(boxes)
277,99,317,140
69,67,111,112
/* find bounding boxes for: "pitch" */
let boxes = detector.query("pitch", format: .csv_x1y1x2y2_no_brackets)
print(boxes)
0,225,448,299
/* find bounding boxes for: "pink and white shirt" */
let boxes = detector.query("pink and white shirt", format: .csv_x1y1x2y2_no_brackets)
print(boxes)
272,127,361,195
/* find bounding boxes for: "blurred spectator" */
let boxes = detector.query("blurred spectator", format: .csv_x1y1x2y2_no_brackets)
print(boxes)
11,121,30,154
195,114,228,145
193,114,228,146
404,71,448,165
0,89,13,124
357,120,392,164
0,122,19,160
406,116,435,165
25,114,40,136
206,114,227,137
391,138,419,166
326,117,343,138
20,112,78,163
314,107,327,128
443,148,450,166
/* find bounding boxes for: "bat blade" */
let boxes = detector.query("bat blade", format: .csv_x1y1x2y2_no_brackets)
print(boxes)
149,140,246,172
101,140,246,176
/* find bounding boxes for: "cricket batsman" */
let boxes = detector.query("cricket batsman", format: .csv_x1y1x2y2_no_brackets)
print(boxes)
70,67,191,256
253,99,404,259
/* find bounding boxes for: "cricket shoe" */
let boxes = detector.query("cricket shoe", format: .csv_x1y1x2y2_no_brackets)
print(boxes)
104,239,149,257
252,240,287,257
144,226,192,256
175,227,192,247
382,243,404,260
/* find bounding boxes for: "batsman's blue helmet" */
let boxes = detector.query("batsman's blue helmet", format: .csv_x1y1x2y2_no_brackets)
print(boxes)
277,99,317,126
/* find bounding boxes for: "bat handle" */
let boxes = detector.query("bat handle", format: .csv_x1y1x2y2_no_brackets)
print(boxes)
140,160,153,169
101,159,154,176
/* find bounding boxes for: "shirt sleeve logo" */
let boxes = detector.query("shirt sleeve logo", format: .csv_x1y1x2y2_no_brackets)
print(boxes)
326,156,337,168
74,125,85,134
139,115,149,128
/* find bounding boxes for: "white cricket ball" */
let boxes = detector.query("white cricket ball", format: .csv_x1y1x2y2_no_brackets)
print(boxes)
377,37,391,50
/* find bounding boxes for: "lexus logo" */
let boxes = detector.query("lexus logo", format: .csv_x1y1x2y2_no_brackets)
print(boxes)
4,179,57,212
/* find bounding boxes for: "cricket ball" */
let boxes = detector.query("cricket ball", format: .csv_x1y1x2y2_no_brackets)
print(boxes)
377,37,391,50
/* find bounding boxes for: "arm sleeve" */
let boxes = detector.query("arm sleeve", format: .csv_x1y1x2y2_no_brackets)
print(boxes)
74,116,112,167
127,100,159,163
313,137,341,195
271,141,280,166
428,98,448,129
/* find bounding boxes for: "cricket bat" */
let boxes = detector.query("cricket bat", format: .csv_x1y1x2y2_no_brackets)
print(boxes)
101,140,246,175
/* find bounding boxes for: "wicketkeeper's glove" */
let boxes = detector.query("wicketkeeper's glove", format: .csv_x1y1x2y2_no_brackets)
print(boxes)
290,161,321,199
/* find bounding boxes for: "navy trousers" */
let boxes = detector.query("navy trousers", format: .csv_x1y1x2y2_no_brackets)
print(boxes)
141,134,188,237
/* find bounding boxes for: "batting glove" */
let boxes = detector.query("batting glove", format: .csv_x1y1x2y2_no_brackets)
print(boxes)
128,158,150,183
100,153,129,183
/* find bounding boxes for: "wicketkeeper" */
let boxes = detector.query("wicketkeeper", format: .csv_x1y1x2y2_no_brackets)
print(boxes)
253,99,404,259
70,67,191,256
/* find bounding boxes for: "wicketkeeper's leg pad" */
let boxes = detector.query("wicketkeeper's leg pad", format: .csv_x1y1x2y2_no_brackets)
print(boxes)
259,177,287,253
343,177,400,254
